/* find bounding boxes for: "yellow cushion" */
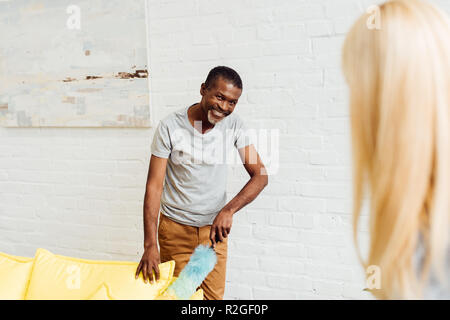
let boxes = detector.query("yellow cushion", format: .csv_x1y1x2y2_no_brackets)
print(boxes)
89,280,203,300
88,283,114,300
0,252,34,300
25,248,175,300
190,288,204,300
156,276,204,300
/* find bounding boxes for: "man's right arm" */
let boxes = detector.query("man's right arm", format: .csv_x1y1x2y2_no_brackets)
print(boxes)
135,155,168,284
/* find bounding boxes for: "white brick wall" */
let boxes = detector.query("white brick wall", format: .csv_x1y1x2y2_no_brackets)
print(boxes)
1,0,449,299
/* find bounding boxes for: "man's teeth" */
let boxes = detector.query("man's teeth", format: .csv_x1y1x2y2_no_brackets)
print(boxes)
212,109,224,117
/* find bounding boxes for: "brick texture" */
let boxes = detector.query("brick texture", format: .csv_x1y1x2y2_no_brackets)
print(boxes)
0,0,449,299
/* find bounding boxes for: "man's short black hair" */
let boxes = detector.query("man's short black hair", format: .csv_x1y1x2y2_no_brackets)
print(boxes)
204,66,243,90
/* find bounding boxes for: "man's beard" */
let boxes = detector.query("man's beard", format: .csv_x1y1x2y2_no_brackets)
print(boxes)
207,107,226,124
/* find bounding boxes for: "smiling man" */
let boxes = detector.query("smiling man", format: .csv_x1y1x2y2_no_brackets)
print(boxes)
135,66,268,300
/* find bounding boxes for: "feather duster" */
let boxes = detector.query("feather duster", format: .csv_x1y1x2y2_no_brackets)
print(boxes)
159,244,217,300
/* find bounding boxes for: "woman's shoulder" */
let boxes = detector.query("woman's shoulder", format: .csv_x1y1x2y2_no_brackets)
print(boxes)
415,234,450,299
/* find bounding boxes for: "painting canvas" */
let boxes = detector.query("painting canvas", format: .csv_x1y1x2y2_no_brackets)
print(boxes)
0,0,150,127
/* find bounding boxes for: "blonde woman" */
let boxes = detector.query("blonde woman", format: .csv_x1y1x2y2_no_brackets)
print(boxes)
342,0,450,299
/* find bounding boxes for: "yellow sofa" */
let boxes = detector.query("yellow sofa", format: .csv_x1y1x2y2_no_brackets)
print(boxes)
0,248,203,300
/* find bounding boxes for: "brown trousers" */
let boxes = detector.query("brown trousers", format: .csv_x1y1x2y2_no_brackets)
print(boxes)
158,212,228,300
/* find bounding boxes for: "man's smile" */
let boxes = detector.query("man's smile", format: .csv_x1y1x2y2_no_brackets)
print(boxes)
207,106,228,124
210,106,228,117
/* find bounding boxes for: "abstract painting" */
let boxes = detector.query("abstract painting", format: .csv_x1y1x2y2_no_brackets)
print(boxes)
0,0,150,127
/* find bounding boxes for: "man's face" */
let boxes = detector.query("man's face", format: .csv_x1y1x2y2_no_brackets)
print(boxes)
200,77,242,125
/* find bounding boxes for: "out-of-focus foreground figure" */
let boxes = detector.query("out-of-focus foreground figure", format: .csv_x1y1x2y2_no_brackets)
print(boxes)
342,0,450,299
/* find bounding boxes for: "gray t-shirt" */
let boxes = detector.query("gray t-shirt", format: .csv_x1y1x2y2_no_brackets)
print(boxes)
151,103,253,227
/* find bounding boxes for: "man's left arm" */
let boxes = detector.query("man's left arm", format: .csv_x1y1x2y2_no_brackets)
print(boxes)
210,144,268,247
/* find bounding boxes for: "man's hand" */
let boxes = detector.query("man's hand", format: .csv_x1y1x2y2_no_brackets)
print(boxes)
210,210,233,248
135,245,160,284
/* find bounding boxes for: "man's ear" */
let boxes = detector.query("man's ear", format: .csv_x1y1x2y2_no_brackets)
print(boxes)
200,83,206,97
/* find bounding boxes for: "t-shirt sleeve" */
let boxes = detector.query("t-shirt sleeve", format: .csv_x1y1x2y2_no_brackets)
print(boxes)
151,120,172,158
234,114,253,149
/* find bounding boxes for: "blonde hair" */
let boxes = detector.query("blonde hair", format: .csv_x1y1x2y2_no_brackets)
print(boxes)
342,0,450,299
